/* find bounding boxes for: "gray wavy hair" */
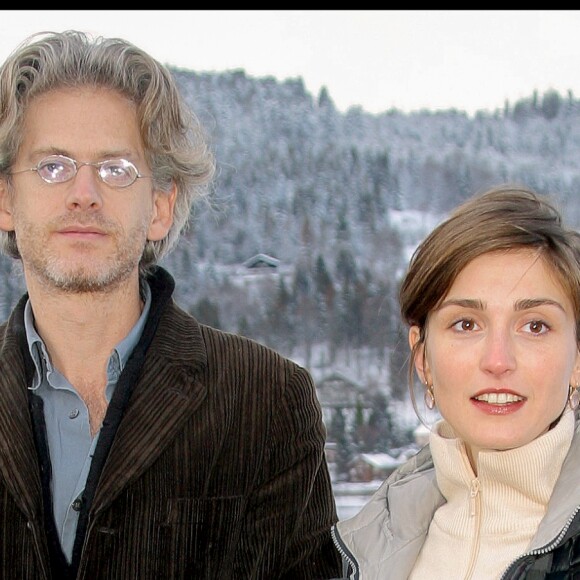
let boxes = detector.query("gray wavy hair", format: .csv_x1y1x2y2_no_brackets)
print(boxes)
0,30,215,275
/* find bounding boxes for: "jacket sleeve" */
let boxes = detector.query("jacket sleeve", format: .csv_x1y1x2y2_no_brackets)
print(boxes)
235,363,343,579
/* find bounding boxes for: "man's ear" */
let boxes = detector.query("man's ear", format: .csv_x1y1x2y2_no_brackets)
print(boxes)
409,325,429,384
0,178,15,232
148,184,177,241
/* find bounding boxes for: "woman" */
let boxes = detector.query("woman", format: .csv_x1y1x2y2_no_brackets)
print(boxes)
331,185,580,579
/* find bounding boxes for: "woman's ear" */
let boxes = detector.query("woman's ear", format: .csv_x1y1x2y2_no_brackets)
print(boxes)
0,178,15,232
571,349,580,388
409,325,429,384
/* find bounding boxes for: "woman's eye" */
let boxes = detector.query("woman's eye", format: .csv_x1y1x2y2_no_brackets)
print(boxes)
451,319,478,332
524,320,549,334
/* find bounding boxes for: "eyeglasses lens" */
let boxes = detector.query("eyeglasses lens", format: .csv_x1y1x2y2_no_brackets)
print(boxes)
98,160,138,187
35,156,139,187
37,156,75,183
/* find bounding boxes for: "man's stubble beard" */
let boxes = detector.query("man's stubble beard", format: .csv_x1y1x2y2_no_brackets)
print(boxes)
16,214,151,295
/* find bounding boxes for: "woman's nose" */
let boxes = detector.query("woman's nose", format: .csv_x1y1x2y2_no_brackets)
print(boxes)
479,328,517,375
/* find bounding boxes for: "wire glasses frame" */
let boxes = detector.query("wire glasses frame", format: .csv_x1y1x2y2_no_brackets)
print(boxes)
9,154,151,188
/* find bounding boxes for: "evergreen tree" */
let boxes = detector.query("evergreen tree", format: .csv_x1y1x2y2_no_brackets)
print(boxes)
389,321,411,400
190,297,222,329
328,407,352,481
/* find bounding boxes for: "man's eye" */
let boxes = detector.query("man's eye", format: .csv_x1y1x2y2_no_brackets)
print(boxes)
103,164,128,177
38,161,68,180
42,163,61,172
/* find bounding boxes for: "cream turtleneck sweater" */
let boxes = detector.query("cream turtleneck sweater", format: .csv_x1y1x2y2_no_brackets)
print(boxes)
409,409,575,580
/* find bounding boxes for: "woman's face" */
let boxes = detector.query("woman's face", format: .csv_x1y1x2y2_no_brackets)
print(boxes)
410,249,580,459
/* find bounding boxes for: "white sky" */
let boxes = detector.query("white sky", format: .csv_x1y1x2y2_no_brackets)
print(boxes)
2,10,580,116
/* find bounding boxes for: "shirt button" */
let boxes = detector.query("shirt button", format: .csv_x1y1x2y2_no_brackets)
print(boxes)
72,498,83,511
69,408,80,419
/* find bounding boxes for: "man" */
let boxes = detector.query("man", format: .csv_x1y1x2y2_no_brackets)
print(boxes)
0,30,341,579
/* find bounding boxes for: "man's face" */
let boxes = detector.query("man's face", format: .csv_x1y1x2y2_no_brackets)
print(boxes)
0,86,174,294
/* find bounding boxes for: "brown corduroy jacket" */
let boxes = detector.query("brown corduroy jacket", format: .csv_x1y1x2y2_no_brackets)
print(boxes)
0,267,342,579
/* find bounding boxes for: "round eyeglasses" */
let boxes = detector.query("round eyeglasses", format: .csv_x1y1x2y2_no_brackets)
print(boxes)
10,155,151,188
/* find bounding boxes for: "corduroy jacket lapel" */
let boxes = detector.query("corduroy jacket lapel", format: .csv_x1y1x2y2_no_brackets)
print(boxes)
90,299,209,515
0,297,46,535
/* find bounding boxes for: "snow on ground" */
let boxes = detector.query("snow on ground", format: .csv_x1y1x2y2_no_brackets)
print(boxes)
333,480,384,520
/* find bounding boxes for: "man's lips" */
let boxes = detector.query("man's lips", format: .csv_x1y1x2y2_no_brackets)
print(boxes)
57,225,108,238
58,225,106,234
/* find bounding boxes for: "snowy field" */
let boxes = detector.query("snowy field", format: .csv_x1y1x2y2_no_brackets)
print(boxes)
335,494,372,520
333,480,383,520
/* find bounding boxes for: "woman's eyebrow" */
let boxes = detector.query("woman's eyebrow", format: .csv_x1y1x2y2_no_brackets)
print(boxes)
437,298,484,311
515,298,565,313
437,297,565,313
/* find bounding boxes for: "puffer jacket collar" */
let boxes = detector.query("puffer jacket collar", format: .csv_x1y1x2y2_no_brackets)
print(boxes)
332,415,580,579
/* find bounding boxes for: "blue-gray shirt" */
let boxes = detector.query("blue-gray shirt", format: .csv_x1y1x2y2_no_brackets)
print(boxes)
25,284,152,562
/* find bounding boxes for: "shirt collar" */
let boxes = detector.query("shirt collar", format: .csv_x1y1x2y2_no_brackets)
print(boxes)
24,282,152,390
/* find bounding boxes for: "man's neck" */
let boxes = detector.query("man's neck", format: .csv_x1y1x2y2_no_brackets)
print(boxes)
24,273,144,380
